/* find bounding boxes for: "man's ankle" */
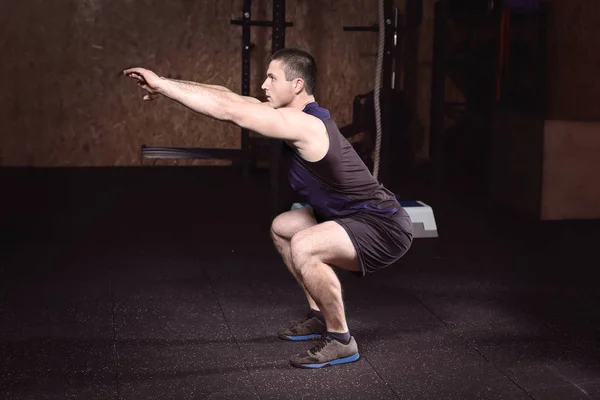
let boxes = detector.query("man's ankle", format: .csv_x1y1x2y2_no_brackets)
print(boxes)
327,330,351,345
308,308,325,323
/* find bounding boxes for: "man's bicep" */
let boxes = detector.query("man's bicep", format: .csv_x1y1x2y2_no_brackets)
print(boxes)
241,96,264,104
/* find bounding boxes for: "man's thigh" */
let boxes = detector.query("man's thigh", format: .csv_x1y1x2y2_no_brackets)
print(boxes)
335,212,412,276
291,221,361,273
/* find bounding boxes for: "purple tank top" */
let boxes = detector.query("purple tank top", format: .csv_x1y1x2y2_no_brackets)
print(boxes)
284,102,400,219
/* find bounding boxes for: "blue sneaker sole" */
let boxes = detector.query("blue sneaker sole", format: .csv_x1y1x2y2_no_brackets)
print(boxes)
291,352,360,369
280,333,322,341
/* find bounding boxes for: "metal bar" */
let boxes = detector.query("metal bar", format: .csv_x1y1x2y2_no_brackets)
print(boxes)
538,2,548,116
412,0,423,25
270,0,286,217
240,0,252,177
141,146,242,161
231,19,293,27
379,0,394,187
429,0,448,202
343,26,379,32
272,0,285,53
382,0,394,92
404,0,421,101
241,1,251,98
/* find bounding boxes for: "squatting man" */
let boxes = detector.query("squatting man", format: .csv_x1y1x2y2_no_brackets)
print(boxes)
123,48,413,368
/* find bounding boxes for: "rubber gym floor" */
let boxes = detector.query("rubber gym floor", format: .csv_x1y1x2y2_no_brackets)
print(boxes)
1,166,599,400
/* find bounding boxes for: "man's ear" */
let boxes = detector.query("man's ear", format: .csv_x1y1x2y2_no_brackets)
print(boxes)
293,78,305,94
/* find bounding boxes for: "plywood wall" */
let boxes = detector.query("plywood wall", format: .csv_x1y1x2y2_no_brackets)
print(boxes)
0,0,433,167
415,0,435,161
542,120,600,220
546,0,600,121
489,109,544,219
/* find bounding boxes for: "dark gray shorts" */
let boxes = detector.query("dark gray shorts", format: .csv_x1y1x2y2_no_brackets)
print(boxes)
318,208,413,277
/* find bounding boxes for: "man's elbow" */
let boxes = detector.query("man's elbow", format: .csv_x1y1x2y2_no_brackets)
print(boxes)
221,101,241,124
223,100,259,128
218,92,252,122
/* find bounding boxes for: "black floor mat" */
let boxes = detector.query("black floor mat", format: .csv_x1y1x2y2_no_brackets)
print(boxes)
1,167,599,400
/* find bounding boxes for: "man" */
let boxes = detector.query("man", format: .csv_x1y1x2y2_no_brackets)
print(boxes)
123,48,413,369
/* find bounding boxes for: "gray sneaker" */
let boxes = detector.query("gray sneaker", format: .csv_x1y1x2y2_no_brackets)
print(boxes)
289,336,360,368
278,316,327,341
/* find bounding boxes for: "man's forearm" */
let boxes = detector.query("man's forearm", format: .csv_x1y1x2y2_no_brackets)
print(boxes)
158,78,240,121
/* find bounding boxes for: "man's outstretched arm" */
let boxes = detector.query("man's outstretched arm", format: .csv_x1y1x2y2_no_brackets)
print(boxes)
123,67,305,141
167,78,263,104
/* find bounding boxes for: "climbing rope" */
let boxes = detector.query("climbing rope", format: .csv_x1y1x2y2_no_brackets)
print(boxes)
372,0,385,180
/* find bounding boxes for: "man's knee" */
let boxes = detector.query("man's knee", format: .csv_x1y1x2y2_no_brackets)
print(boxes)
271,227,286,251
290,231,316,272
270,207,317,241
270,214,288,242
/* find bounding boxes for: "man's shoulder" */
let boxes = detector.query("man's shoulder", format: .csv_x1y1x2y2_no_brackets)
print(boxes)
276,106,309,118
277,107,326,133
273,107,328,156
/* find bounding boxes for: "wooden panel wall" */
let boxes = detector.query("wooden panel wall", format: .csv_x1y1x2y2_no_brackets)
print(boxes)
489,115,600,221
542,121,600,220
546,0,600,120
3,0,427,167
489,109,544,219
415,0,435,161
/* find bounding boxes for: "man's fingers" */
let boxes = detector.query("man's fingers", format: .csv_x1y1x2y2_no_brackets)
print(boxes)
123,67,145,76
130,72,144,81
143,93,159,101
123,69,147,85
123,67,160,96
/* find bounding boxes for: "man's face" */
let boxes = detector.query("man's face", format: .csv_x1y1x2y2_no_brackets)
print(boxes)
261,60,295,108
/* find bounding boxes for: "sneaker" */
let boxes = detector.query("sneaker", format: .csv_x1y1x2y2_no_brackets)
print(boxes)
289,336,360,368
278,316,327,341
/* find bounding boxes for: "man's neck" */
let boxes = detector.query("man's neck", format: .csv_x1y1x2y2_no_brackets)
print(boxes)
288,94,316,110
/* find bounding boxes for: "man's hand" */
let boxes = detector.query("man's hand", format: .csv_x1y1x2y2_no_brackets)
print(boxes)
123,67,163,101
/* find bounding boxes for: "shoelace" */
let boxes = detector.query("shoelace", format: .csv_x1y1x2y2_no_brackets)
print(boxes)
298,316,321,328
295,316,313,327
309,337,333,354
289,316,314,333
